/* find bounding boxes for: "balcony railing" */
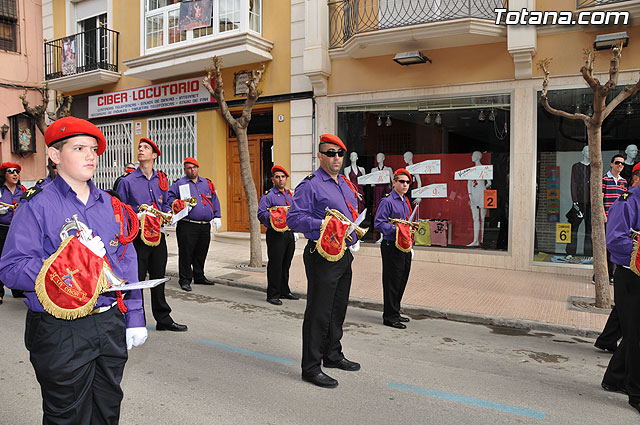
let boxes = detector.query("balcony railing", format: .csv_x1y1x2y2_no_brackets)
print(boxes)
577,0,630,8
329,0,508,48
45,27,119,80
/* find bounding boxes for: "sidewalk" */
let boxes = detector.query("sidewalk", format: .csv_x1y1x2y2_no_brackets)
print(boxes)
164,230,610,338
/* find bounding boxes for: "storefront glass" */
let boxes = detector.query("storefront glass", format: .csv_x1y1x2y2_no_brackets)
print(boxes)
337,94,511,251
534,87,636,264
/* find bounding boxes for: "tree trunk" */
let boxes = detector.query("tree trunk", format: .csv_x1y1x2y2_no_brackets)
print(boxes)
234,126,262,268
587,123,611,308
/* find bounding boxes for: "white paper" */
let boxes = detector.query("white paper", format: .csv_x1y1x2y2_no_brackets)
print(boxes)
412,183,447,198
171,208,189,224
103,277,169,292
179,184,191,199
406,159,441,175
358,170,390,185
454,165,493,180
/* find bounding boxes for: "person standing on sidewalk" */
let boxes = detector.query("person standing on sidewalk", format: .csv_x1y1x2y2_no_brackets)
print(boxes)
257,165,299,305
167,157,221,292
288,134,362,389
594,155,629,352
117,138,188,332
0,117,146,423
374,168,414,329
601,162,640,415
0,162,26,304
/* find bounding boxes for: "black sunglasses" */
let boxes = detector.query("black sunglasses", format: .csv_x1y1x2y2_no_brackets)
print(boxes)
5,168,19,175
396,179,411,185
614,161,624,165
320,150,345,158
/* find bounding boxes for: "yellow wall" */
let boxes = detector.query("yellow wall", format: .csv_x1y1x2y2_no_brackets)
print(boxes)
272,102,291,188
329,42,513,94
536,0,576,12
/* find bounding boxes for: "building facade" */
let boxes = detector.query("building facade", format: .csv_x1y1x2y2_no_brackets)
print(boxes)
43,0,313,232
298,0,640,276
1,0,47,186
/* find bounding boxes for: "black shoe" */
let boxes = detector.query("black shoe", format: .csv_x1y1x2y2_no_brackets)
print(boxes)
302,372,338,388
384,320,406,329
180,283,192,292
324,358,360,371
156,322,188,332
194,278,215,285
629,400,640,414
267,298,282,305
281,293,300,300
602,381,627,395
0,298,3,305
399,316,410,323
595,341,617,353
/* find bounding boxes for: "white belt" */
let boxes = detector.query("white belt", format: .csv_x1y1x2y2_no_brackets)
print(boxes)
90,301,118,315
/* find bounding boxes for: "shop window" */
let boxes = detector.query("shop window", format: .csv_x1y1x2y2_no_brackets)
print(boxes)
337,94,510,251
534,87,636,265
0,0,18,52
9,113,36,155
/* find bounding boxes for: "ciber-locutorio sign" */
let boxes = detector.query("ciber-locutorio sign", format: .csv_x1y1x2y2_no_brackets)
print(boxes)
88,77,213,118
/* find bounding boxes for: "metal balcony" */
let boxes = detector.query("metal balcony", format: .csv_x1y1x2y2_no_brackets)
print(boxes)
329,0,508,49
44,27,120,91
577,0,630,8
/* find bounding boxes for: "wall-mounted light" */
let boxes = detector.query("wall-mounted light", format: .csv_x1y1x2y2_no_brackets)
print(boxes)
393,51,432,66
385,115,392,127
594,31,629,51
0,124,8,140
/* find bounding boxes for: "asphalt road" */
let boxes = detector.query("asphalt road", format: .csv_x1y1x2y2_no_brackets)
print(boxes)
0,280,636,424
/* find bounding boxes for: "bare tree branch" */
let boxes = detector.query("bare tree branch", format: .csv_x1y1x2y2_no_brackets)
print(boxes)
237,64,265,128
581,49,600,92
203,56,237,128
603,42,623,94
537,58,590,124
602,80,640,120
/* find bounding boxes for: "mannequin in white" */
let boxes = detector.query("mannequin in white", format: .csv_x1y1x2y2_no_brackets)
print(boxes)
621,144,638,183
372,152,393,243
467,151,491,247
403,151,422,205
343,151,366,212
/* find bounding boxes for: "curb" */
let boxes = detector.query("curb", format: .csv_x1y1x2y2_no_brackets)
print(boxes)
166,272,601,339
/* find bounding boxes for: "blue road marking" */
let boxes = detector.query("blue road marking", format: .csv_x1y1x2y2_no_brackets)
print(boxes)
389,382,546,420
197,339,296,365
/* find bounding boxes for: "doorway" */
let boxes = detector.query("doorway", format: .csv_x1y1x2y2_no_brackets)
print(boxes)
227,135,273,232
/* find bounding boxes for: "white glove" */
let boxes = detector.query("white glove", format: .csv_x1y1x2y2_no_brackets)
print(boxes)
0,207,9,215
349,240,360,253
213,217,222,231
294,233,299,242
80,235,106,258
411,248,414,259
126,327,148,350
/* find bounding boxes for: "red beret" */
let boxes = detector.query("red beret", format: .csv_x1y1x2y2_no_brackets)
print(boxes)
271,165,289,177
319,134,347,151
0,162,21,172
184,157,199,167
44,117,106,155
125,167,135,173
139,137,161,156
633,163,640,174
394,168,412,180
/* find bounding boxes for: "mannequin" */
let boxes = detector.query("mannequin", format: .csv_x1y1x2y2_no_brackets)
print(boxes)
343,151,366,212
467,151,491,247
621,144,638,183
403,151,422,205
372,152,393,243
566,146,592,257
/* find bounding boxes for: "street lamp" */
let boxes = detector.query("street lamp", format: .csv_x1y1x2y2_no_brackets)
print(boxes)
0,124,8,140
594,32,629,51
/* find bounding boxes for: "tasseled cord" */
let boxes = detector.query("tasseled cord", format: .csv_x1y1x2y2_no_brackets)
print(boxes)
110,196,140,314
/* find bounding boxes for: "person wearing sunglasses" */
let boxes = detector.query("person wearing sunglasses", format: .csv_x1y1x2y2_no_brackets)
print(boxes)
288,133,362,389
373,168,415,330
0,162,26,303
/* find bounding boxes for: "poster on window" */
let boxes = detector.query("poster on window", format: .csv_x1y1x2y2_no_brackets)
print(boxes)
179,0,212,31
62,36,76,76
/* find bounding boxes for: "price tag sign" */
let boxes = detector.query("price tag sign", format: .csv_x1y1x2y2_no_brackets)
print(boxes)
556,223,571,243
483,190,497,209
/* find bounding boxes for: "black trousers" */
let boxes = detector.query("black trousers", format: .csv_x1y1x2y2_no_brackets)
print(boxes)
381,240,412,322
596,305,621,348
133,234,173,326
566,202,592,257
301,241,353,376
603,266,640,402
266,228,295,300
26,307,128,425
176,220,211,285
